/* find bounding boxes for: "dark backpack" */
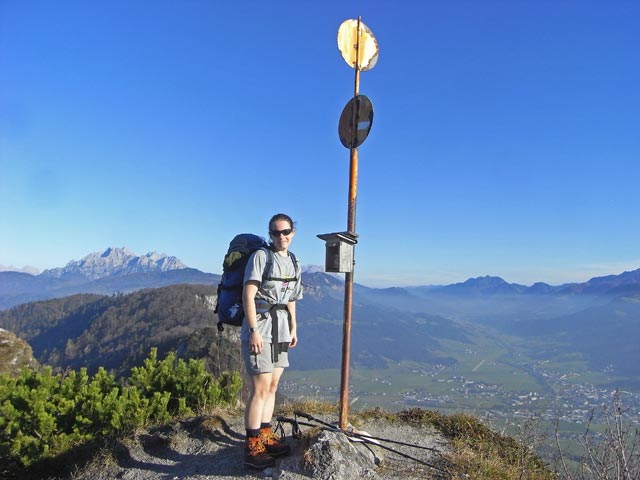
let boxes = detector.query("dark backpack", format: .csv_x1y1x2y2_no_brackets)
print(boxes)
214,233,300,332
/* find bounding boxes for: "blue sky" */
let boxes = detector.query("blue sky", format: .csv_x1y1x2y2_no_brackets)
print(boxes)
1,1,639,287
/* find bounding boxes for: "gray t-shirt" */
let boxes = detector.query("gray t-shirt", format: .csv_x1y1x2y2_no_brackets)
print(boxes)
241,248,303,342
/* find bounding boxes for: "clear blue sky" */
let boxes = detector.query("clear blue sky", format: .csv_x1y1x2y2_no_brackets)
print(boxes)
1,1,639,287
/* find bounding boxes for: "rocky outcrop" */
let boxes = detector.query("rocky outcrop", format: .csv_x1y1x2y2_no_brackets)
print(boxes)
299,430,382,479
0,328,37,376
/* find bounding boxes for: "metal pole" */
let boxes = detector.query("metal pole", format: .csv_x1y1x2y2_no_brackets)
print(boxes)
339,149,357,430
338,16,362,431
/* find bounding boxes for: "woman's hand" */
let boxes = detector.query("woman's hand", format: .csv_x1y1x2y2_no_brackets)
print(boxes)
250,330,263,354
289,328,297,348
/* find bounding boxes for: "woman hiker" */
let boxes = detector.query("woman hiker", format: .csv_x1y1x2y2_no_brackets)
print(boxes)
242,213,303,469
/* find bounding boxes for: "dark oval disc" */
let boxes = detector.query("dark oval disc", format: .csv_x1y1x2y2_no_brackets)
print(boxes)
338,95,374,149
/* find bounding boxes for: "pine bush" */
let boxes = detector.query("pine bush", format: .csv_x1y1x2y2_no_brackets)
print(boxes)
0,349,242,469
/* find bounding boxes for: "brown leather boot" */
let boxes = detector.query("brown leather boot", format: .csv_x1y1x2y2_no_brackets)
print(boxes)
244,435,275,469
259,426,291,457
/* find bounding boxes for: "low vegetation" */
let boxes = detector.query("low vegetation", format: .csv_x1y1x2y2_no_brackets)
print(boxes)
0,348,241,476
366,407,554,479
2,363,637,479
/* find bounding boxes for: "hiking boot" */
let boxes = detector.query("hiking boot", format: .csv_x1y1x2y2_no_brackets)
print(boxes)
244,436,275,469
259,426,291,457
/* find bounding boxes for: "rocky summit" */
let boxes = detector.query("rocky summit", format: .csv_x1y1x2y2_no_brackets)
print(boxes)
40,247,187,280
68,412,452,480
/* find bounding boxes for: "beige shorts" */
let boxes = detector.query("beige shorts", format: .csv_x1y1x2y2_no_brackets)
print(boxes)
242,342,289,374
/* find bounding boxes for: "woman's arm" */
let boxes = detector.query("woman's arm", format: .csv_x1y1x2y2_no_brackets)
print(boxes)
243,280,263,353
287,300,297,347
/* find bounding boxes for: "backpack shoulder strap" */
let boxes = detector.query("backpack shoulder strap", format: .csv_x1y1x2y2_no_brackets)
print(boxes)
288,251,301,280
258,246,275,284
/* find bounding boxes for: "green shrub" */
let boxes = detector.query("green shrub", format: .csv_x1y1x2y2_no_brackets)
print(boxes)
129,347,241,416
0,348,242,469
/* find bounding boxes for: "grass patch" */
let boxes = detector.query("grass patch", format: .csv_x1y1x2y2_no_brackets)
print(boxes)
352,405,398,424
277,397,339,418
397,408,555,479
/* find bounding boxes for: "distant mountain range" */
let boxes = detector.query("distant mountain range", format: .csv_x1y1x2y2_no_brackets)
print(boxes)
409,270,640,297
0,248,219,310
40,247,186,280
3,247,640,312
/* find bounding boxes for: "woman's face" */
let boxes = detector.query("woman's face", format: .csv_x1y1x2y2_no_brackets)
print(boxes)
269,219,295,252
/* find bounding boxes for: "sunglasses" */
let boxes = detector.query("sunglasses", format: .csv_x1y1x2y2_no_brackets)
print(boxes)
269,228,293,237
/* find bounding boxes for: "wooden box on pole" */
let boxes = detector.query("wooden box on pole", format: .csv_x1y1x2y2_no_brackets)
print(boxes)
317,232,358,273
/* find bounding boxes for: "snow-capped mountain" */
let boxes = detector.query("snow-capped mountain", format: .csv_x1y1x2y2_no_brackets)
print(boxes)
40,247,187,280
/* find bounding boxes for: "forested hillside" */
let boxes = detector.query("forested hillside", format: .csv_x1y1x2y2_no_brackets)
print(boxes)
0,285,237,376
1,276,473,377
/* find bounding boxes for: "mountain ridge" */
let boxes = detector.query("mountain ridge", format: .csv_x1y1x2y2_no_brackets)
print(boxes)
2,247,640,311
40,247,186,280
0,248,218,310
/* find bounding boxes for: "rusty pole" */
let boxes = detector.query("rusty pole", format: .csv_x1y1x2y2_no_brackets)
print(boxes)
338,16,362,431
